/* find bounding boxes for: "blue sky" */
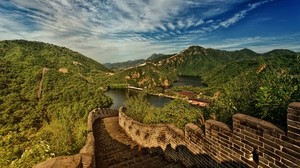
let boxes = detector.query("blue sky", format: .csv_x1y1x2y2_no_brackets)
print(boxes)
0,0,299,63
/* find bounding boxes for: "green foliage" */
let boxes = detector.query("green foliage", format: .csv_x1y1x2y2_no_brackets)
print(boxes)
115,62,178,89
144,99,201,129
255,69,299,125
38,106,87,155
124,93,152,122
0,40,112,167
125,95,202,129
209,53,300,126
120,46,299,127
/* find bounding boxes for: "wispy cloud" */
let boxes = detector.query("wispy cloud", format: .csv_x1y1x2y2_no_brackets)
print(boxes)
202,34,300,53
1,0,297,63
219,0,274,28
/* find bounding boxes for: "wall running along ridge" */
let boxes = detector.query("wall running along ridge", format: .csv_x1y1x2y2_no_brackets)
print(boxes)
119,103,300,168
33,108,118,168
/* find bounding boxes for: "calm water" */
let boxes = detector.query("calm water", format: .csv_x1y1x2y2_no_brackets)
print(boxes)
173,76,204,87
105,76,205,109
104,89,172,109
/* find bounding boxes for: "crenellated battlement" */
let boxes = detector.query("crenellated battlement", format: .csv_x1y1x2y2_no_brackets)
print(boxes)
119,102,300,168
34,108,118,168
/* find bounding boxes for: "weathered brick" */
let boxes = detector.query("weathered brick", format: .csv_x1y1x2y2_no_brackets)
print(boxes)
233,118,241,124
288,125,300,134
269,162,281,168
287,119,300,129
287,131,300,141
115,106,300,168
263,153,275,163
233,127,241,133
274,160,289,168
244,144,254,152
259,162,270,168
263,144,275,153
281,157,298,168
243,130,259,140
244,136,263,148
287,114,300,122
288,107,300,116
235,131,245,140
219,132,231,140
282,147,300,161
233,144,241,150
220,152,231,161
264,150,281,160
241,156,257,168
233,137,244,146
260,137,281,150
232,146,244,156
259,157,269,165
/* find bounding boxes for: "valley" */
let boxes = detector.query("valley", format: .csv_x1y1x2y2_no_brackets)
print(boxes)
0,40,300,167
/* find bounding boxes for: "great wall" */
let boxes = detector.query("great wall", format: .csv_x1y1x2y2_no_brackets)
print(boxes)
34,102,300,168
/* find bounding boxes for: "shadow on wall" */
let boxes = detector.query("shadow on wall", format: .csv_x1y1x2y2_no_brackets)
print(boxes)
149,145,249,168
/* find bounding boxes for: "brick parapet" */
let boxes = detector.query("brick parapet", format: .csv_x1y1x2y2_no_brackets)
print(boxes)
119,102,300,168
34,108,118,168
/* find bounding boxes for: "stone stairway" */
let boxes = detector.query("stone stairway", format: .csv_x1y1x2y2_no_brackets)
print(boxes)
93,117,184,168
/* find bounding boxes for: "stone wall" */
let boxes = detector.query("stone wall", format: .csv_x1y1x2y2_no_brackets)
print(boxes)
119,102,300,168
34,108,118,168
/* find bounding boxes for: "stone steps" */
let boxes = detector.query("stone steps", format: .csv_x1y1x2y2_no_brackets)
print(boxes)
93,117,184,168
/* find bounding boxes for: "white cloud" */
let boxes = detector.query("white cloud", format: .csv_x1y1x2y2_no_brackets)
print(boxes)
202,34,300,53
167,22,175,30
0,0,286,63
219,0,273,28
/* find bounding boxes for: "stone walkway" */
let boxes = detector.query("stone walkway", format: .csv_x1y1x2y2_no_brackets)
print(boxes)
93,117,184,168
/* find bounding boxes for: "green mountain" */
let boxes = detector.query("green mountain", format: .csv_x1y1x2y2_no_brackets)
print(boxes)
0,40,112,167
103,53,175,70
104,59,145,70
118,46,259,88
121,46,299,89
121,45,300,126
146,53,175,63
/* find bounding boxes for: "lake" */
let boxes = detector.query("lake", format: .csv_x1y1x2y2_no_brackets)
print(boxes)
104,89,172,109
105,76,205,109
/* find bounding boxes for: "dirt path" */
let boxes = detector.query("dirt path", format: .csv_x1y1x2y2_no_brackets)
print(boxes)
37,67,48,99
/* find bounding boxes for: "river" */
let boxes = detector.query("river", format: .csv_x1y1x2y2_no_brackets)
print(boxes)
105,76,203,109
104,89,172,109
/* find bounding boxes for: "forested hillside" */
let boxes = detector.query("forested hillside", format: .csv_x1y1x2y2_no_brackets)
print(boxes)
114,46,260,89
0,40,112,167
1,40,299,167
119,46,300,127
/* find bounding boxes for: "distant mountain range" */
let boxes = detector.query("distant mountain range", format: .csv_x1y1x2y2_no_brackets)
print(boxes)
112,45,299,89
0,39,299,167
103,53,175,70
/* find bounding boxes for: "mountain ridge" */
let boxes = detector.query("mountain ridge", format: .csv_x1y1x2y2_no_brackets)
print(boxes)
0,39,112,168
116,45,298,89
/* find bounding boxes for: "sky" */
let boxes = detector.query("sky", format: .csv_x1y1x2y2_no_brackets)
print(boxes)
0,0,300,63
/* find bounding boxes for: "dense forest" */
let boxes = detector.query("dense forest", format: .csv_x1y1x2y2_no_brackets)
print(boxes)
0,40,112,167
117,46,300,127
1,40,299,167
